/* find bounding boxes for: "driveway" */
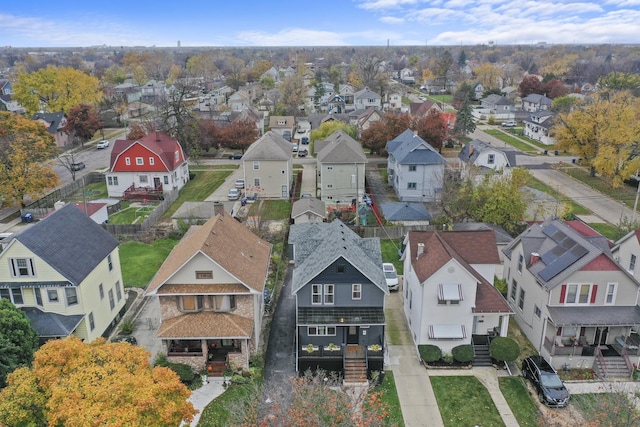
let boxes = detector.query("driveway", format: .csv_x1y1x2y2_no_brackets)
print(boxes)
262,263,297,399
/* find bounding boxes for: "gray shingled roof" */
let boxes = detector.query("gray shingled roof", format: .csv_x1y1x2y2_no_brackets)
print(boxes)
291,197,326,219
288,221,386,294
458,139,511,167
386,129,446,165
15,204,119,286
316,130,367,163
380,203,432,221
21,307,83,337
548,305,640,327
243,131,292,161
502,219,619,290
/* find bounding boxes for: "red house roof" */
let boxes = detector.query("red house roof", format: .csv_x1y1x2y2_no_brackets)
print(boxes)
109,132,187,173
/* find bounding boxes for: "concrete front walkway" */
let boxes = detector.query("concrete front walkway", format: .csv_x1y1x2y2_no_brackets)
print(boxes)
385,286,519,427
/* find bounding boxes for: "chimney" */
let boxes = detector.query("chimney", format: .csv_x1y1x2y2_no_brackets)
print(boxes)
214,201,225,217
155,131,160,142
417,243,425,259
530,252,540,265
468,144,474,158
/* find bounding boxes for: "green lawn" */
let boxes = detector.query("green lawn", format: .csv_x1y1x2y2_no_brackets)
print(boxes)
484,129,539,153
162,169,233,219
498,377,539,427
119,237,180,288
247,200,292,221
108,202,158,224
431,376,505,427
369,371,404,426
380,239,403,275
197,381,260,427
589,222,626,240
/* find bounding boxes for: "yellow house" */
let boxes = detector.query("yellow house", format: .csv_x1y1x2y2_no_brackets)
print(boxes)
0,204,126,344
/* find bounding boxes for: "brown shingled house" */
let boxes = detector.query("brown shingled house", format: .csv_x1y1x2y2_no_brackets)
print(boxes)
145,212,271,375
401,230,512,358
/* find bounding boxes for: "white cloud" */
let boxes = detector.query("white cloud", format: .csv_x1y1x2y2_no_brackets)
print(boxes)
357,0,421,10
380,16,406,23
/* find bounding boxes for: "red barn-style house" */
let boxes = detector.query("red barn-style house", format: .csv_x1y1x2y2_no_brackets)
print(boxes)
106,132,190,198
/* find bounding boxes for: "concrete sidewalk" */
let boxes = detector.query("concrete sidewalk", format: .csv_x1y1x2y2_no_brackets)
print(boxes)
385,288,519,427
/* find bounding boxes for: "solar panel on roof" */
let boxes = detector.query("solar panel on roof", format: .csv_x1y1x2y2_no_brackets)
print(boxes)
540,250,557,264
559,236,576,249
570,244,588,258
538,251,580,281
542,224,559,238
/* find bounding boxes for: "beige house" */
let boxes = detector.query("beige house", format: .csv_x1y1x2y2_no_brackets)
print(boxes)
0,204,126,344
315,130,367,206
145,212,272,373
242,131,293,199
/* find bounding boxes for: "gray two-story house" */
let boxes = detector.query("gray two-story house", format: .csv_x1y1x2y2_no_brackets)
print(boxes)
386,129,446,202
288,220,388,383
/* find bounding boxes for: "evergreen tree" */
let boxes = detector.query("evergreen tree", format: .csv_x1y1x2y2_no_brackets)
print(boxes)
0,299,39,388
453,96,475,138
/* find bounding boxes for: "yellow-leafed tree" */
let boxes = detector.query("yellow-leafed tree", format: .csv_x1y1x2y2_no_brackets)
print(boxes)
554,91,640,186
0,337,197,427
13,65,102,116
0,111,60,207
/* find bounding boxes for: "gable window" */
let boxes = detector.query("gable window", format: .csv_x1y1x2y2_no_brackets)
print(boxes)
107,176,119,185
88,312,95,331
116,281,122,302
136,157,144,165
324,284,334,304
108,254,113,271
149,157,155,165
125,157,131,165
48,289,59,302
312,284,322,304
35,288,43,306
408,165,417,172
196,271,213,279
308,326,336,336
510,279,518,301
175,151,180,162
630,254,637,273
518,289,525,310
605,283,616,305
65,288,78,306
139,175,148,184
180,295,204,312
517,254,523,273
0,288,23,304
562,283,594,305
407,182,417,190
10,258,35,277
352,284,362,300
99,284,104,300
337,265,345,273
253,161,260,170
212,295,236,312
487,154,495,164
108,289,115,310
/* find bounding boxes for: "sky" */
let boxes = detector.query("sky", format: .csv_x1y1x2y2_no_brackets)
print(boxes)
1,0,639,48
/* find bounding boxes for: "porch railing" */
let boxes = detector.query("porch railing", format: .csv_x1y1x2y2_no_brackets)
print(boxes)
595,346,607,374
621,347,635,379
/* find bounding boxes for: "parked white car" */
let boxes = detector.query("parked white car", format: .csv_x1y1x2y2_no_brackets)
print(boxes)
383,263,399,291
227,188,241,201
97,140,110,149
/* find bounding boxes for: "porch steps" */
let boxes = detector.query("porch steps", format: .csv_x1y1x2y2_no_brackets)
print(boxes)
595,356,631,379
473,344,493,367
344,359,368,384
207,361,227,377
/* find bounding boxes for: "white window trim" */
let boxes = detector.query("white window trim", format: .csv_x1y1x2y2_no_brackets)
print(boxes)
311,284,322,305
324,284,334,305
352,283,362,300
564,283,593,305
136,157,144,165
605,283,617,305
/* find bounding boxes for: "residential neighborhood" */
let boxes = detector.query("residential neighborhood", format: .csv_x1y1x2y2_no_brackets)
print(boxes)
1,40,640,426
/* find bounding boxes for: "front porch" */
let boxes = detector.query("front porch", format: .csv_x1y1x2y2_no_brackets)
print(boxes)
542,325,640,379
164,338,246,376
298,343,384,384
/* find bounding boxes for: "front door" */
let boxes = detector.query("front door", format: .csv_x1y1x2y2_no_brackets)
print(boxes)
154,177,161,188
347,326,359,344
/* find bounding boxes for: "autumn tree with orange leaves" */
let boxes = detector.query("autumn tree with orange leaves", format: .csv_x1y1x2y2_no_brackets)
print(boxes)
0,336,197,427
0,111,60,207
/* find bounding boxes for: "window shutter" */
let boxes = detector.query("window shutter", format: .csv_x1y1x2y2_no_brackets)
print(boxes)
560,284,566,303
590,285,598,304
